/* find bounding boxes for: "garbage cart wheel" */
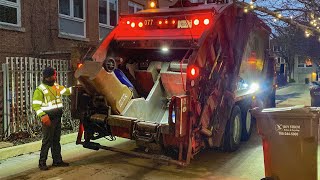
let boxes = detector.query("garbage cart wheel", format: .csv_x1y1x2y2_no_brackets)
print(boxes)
102,58,116,72
223,106,242,152
241,108,253,141
261,177,274,180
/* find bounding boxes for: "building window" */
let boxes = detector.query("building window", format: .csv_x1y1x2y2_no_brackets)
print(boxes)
59,0,86,38
273,45,282,52
297,57,313,68
99,0,118,40
0,0,21,27
278,57,286,64
305,58,313,67
128,1,143,14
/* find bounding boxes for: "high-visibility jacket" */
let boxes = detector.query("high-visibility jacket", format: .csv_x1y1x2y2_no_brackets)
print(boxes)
32,83,72,117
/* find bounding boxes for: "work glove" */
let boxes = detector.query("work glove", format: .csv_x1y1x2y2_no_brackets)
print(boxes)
41,114,51,126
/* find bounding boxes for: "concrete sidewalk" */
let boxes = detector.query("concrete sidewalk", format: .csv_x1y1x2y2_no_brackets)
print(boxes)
0,133,78,161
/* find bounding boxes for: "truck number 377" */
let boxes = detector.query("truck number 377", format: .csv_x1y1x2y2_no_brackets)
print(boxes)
144,19,153,26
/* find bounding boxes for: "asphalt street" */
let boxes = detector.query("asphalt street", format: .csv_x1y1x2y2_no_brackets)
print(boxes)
276,83,310,107
0,83,317,180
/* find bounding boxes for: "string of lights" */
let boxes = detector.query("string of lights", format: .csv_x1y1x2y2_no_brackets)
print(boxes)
241,0,320,41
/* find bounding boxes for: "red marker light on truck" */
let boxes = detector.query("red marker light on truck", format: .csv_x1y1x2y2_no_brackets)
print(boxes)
77,63,83,69
194,19,200,26
126,21,130,25
187,65,199,79
159,20,162,25
138,22,143,28
172,20,176,24
204,19,210,25
131,22,135,28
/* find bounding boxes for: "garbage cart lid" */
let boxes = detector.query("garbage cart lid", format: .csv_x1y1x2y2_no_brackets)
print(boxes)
252,105,320,119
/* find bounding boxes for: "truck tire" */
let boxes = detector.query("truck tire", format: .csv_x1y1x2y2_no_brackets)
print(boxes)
223,106,242,152
241,108,253,141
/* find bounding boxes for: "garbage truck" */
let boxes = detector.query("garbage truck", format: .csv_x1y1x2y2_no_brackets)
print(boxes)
72,0,276,166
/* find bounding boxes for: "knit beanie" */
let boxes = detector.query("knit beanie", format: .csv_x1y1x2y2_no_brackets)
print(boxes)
43,67,55,78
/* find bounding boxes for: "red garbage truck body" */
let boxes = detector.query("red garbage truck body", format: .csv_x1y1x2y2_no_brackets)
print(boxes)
73,1,275,165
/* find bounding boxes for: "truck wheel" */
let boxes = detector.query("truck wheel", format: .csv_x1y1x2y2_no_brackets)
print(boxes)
241,108,253,141
223,106,242,152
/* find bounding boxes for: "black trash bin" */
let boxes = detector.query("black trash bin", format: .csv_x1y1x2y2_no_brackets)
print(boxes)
252,106,319,180
310,83,320,106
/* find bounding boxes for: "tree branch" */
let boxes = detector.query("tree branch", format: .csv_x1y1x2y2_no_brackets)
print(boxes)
236,1,320,36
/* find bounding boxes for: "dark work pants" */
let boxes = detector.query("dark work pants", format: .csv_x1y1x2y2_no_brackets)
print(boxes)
39,110,63,164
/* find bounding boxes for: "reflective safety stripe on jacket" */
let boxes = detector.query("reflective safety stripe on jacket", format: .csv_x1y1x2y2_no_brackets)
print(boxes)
32,83,72,117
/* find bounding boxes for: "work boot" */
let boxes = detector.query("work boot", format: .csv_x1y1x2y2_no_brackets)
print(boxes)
38,162,49,171
52,161,69,167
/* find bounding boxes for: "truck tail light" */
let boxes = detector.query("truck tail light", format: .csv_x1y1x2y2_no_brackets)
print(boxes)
131,22,135,28
138,22,143,28
187,65,199,79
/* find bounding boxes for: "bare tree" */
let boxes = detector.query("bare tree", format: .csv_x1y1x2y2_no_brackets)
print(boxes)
231,0,320,81
234,0,320,37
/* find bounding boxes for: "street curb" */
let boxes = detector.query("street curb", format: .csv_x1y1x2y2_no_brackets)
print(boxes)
0,133,78,161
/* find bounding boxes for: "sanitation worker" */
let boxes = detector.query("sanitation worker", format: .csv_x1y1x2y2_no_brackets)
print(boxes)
32,67,72,170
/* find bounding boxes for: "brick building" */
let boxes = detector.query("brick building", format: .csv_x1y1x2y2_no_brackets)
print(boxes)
0,0,177,137
0,0,176,64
